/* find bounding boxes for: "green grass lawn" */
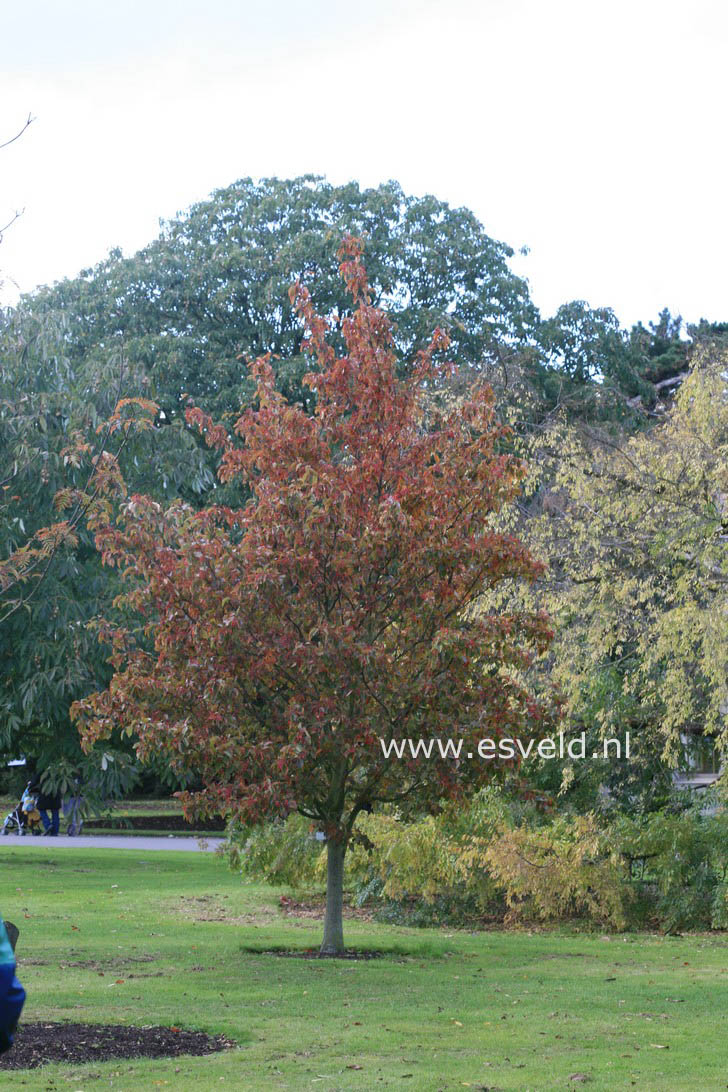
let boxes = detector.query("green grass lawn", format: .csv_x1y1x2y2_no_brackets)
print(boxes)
2,845,727,1090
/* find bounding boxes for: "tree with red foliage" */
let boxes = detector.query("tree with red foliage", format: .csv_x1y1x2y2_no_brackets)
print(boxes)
73,238,553,954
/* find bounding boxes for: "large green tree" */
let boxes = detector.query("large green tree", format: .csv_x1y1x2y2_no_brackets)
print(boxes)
24,176,540,427
0,302,160,781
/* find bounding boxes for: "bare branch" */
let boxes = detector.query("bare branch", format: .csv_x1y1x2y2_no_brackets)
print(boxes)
0,113,34,152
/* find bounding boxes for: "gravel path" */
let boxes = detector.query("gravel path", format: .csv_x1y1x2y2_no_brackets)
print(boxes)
0,833,225,852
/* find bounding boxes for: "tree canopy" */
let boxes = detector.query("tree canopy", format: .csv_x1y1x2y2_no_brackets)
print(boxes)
25,177,539,425
0,300,160,780
496,344,728,809
3,171,722,823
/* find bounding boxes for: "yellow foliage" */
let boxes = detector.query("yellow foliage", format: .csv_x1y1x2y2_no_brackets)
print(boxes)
491,346,728,771
482,815,626,928
351,813,462,902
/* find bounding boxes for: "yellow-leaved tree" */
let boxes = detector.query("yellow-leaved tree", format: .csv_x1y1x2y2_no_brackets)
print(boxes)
504,345,728,802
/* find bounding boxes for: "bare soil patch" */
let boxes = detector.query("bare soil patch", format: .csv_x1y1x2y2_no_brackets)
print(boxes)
278,895,374,922
174,893,278,926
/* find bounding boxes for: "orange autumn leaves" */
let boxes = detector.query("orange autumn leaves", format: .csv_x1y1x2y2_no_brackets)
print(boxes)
72,237,553,840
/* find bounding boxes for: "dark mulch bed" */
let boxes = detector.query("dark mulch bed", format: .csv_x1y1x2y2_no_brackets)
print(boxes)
257,946,386,960
0,1022,234,1071
83,815,225,833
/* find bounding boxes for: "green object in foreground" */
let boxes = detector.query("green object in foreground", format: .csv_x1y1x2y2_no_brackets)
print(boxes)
3,846,727,1090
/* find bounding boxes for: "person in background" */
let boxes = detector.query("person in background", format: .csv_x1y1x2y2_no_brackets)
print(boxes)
0,917,25,1054
38,786,61,836
29,774,61,836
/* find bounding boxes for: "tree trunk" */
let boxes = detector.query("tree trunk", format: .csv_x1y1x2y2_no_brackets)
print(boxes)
320,837,347,955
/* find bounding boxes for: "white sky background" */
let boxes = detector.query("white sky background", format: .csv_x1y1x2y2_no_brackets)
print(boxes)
1,0,727,328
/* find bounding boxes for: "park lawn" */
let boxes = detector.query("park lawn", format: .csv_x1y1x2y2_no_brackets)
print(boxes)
1,846,727,1091
100,799,183,816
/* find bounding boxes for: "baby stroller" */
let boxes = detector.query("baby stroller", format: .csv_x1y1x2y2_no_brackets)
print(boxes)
1,784,42,836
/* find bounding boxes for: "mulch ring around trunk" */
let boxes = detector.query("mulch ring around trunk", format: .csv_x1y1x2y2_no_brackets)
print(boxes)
256,946,387,960
0,1022,235,1071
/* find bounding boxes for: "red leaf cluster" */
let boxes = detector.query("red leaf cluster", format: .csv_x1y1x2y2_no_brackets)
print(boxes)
72,239,554,836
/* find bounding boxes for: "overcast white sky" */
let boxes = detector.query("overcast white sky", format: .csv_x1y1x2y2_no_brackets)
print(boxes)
1,0,727,327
